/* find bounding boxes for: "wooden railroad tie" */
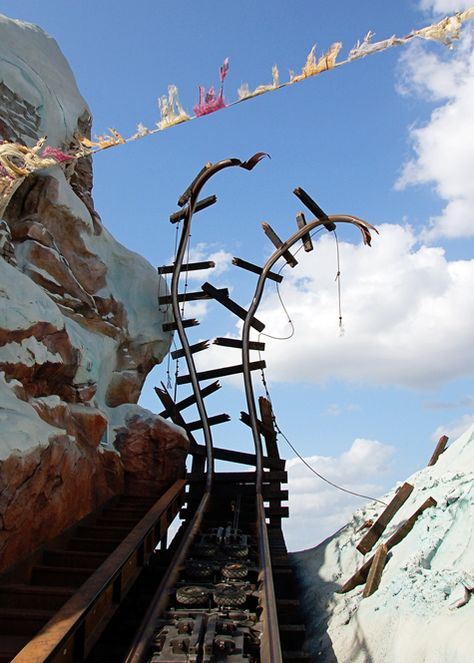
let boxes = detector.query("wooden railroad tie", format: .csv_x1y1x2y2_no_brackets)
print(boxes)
158,260,215,274
339,496,437,594
262,222,298,268
293,187,336,232
169,194,217,223
232,256,283,283
356,482,414,555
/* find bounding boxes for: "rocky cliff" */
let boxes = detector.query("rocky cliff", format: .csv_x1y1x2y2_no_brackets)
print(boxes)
0,14,188,574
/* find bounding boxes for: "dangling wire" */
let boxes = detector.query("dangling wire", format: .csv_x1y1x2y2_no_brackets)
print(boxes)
258,364,386,506
256,225,386,506
334,230,344,336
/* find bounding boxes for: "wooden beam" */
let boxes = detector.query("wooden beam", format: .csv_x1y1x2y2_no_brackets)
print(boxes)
185,413,230,431
158,261,215,275
356,483,414,555
176,360,266,385
201,282,265,332
187,470,287,483
171,340,210,359
363,544,388,598
213,337,265,351
428,435,449,466
162,318,199,332
339,496,437,594
232,257,283,283
170,194,217,223
293,187,336,231
262,223,298,268
259,397,280,460
190,443,285,470
296,211,314,252
157,381,221,417
158,287,228,305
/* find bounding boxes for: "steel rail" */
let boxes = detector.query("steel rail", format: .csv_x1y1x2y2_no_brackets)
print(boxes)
123,491,211,663
168,155,266,493
241,214,375,662
123,155,267,662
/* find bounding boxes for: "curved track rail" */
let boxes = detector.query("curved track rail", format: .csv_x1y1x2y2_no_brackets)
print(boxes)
0,156,375,663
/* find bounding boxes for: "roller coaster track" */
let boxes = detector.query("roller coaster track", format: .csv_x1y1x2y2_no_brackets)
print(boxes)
0,155,375,663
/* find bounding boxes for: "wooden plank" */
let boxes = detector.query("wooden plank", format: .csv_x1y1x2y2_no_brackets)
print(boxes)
262,223,298,268
176,360,266,385
157,381,221,417
213,337,265,351
190,443,285,470
162,318,199,332
171,340,210,360
232,257,283,283
158,261,215,275
185,413,230,431
296,212,314,252
356,482,414,555
201,282,265,332
339,496,437,594
428,435,449,466
362,544,388,598
293,187,336,231
170,194,217,223
213,485,288,501
187,470,288,483
265,505,289,518
158,287,228,305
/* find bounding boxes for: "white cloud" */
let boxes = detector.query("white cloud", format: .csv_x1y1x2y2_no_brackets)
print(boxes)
396,31,474,239
257,226,474,389
283,438,394,551
431,413,474,442
185,242,233,280
419,0,474,13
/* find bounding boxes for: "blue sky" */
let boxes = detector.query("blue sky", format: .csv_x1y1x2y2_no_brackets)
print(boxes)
2,1,474,549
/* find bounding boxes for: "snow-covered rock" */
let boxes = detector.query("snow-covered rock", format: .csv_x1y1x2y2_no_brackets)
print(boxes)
0,14,187,573
292,425,474,663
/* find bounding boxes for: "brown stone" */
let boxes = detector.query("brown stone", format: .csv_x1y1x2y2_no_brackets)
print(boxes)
114,416,189,496
0,435,124,574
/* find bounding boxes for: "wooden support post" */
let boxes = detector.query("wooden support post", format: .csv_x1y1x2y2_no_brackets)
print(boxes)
339,496,437,593
357,483,414,555
428,435,449,466
362,544,388,598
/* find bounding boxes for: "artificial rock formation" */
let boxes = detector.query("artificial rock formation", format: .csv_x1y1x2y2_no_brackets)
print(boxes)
0,14,188,573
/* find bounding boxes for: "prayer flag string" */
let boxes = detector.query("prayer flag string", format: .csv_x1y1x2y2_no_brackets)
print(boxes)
1,7,473,216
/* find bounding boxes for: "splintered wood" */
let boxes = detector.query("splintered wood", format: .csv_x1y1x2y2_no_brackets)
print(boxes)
428,435,449,466
356,482,414,555
363,544,388,598
339,496,437,595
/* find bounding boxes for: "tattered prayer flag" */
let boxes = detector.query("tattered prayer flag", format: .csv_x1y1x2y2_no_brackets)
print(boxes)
0,6,473,179
157,85,189,130
194,58,229,116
